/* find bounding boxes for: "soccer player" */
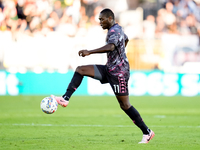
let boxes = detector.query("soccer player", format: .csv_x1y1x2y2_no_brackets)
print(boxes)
52,8,154,144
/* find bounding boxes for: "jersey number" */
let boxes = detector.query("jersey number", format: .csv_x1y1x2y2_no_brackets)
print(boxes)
113,84,119,93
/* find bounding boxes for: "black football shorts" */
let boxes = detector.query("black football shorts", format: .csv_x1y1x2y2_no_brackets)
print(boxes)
93,65,129,96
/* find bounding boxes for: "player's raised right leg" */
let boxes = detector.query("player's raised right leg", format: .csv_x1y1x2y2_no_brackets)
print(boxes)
52,65,95,107
51,95,69,107
61,65,94,100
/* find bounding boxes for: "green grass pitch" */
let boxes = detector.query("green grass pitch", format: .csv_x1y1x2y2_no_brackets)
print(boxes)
0,95,200,150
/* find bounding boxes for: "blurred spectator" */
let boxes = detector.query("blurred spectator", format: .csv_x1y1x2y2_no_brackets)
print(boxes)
143,15,156,39
176,0,196,19
178,18,191,35
155,9,167,37
194,0,200,22
65,0,81,24
56,13,77,37
53,0,63,19
81,0,98,19
143,15,156,56
164,2,176,27
0,7,4,24
16,0,26,20
2,0,18,38
48,11,60,30
36,0,50,15
172,0,179,15
155,18,165,37
0,0,3,10
186,14,198,35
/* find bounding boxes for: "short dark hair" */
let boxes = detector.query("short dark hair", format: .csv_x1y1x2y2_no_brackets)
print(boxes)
100,8,115,20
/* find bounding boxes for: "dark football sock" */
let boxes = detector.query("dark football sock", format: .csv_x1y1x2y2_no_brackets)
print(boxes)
123,106,150,135
62,72,83,100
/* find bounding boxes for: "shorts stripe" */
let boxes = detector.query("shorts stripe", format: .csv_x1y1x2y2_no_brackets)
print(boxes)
93,65,102,80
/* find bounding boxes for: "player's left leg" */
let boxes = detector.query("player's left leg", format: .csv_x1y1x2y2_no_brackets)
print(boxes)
116,95,150,134
116,95,155,143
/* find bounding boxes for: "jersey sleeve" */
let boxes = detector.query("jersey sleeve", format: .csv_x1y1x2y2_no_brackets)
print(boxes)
124,33,128,41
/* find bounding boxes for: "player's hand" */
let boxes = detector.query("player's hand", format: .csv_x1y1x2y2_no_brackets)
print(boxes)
78,50,90,57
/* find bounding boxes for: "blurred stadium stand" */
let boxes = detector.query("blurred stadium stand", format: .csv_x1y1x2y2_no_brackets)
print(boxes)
0,0,200,73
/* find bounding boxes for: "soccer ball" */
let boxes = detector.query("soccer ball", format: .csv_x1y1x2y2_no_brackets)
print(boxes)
40,96,58,114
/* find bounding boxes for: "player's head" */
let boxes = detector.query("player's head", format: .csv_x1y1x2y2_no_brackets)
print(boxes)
99,8,115,30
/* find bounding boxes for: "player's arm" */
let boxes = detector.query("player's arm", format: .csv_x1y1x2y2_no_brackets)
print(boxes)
124,33,129,47
125,38,129,47
78,43,115,57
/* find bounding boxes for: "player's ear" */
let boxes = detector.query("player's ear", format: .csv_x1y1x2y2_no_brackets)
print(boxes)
108,16,113,22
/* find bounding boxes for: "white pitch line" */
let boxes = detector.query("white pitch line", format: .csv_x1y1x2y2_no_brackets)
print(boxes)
0,123,200,128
